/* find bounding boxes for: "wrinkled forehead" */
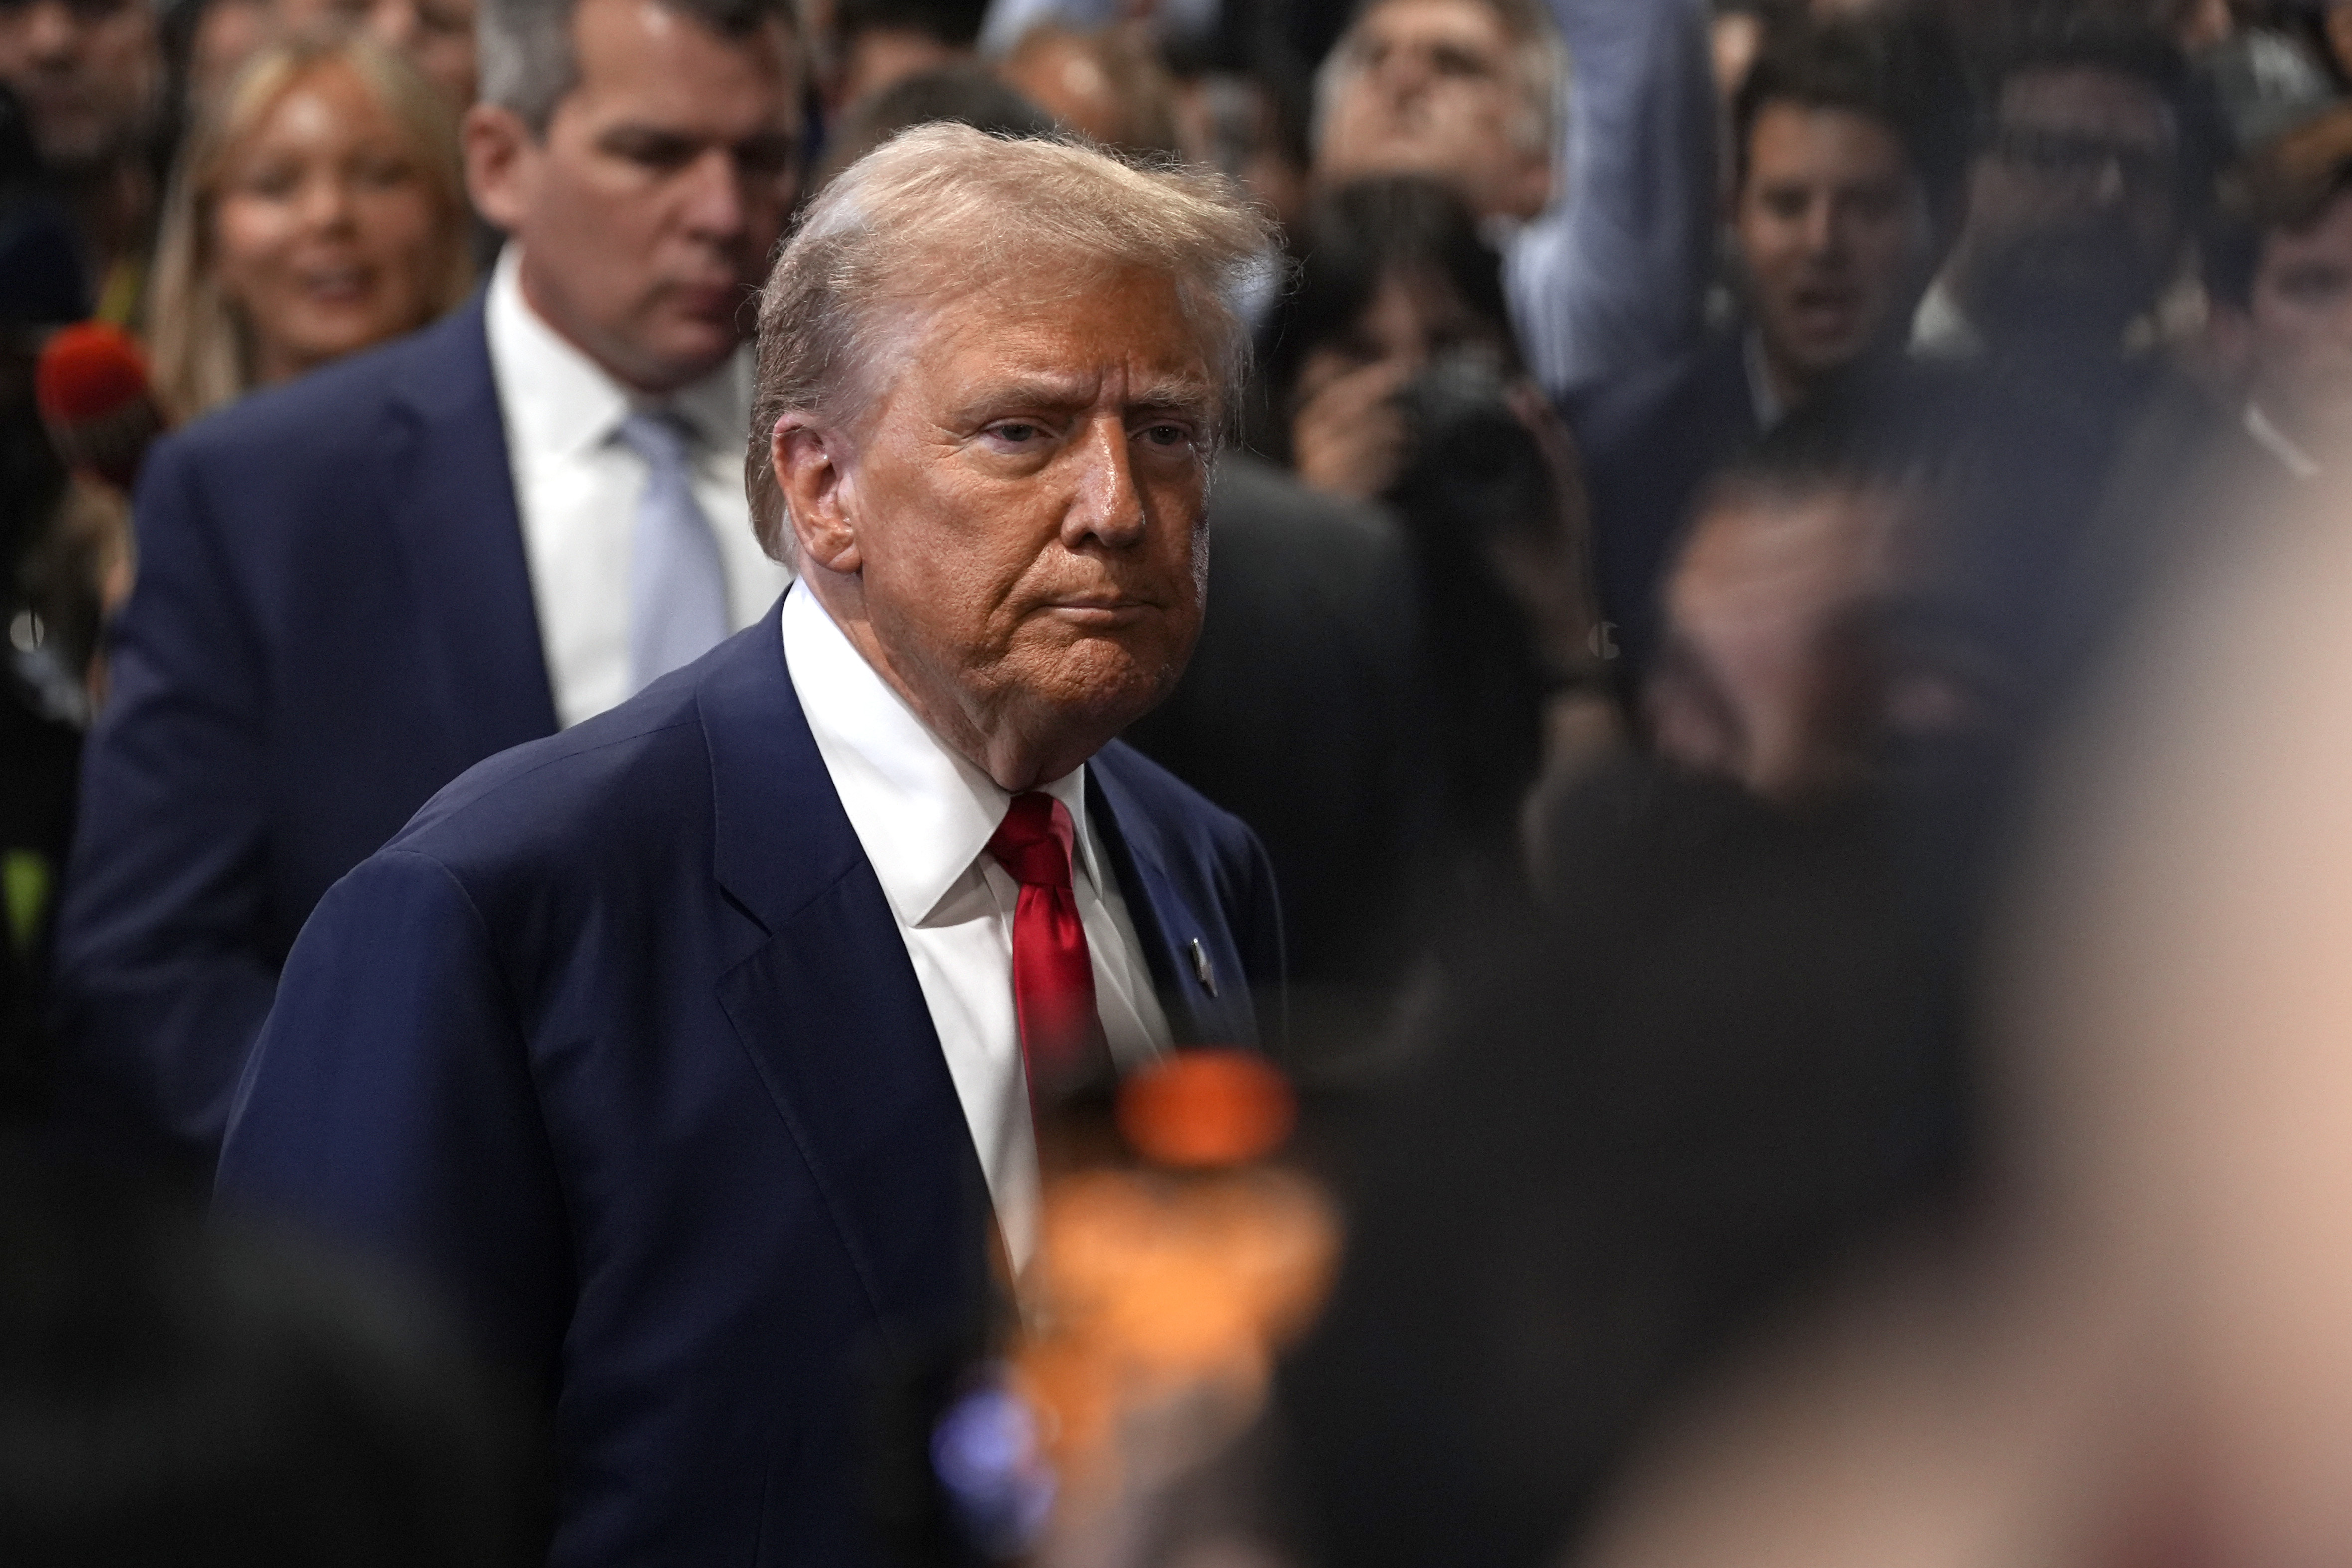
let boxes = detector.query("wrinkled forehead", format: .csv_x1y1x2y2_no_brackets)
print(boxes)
847,246,1223,420
1997,66,2177,152
1740,100,1920,199
1678,483,1917,611
1343,0,1516,65
563,2,803,125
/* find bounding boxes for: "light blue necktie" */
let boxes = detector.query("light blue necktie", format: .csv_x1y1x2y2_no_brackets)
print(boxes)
615,408,732,692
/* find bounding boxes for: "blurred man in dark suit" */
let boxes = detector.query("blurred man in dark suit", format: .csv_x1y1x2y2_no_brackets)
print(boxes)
0,0,160,317
54,0,801,1168
1124,453,1433,1017
1578,14,1965,680
1913,21,2206,368
2205,104,2352,488
1907,20,2218,727
2069,103,2352,689
217,124,1282,1566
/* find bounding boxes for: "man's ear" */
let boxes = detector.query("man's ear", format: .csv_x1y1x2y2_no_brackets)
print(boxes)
463,102,534,235
773,415,861,574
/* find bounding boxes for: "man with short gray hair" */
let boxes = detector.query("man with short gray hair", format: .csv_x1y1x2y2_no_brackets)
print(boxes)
1310,0,1717,403
216,125,1285,1564
56,0,804,1166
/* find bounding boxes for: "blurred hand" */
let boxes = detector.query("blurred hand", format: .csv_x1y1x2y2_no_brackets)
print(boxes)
1290,356,1410,502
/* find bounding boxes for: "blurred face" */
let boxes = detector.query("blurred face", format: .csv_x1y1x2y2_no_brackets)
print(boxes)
2237,190,2352,454
778,263,1216,790
1737,102,1931,399
2329,6,2352,84
277,0,478,108
212,61,450,384
1001,31,1123,147
1299,265,1498,393
465,0,800,394
1960,67,2181,347
2171,0,2232,53
1173,72,1307,235
1315,0,1550,222
1648,485,1903,803
0,0,160,171
187,0,273,116
1286,266,1505,501
830,25,959,118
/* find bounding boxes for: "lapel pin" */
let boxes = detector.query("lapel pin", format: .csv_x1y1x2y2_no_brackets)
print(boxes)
1187,939,1217,997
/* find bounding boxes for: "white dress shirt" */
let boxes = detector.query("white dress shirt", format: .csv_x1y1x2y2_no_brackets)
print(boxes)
1909,276,1987,361
781,581,1172,1269
484,246,793,729
2246,400,2322,481
1742,329,1787,433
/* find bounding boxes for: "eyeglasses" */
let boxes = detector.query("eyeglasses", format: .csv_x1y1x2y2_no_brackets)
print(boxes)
1992,127,2175,195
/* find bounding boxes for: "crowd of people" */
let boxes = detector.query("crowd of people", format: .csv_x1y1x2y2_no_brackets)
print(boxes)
8,0,2352,1562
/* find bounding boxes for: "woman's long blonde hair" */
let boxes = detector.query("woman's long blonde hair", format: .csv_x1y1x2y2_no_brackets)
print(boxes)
146,36,473,421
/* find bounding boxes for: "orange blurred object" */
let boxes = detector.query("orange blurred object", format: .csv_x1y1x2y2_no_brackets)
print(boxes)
1018,1162,1343,1511
1115,1049,1296,1169
1004,1053,1340,1541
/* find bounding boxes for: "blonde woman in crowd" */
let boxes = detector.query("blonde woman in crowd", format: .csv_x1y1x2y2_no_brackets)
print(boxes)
145,36,472,421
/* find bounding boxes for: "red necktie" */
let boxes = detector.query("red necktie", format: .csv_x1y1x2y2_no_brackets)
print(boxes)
986,792,1112,1102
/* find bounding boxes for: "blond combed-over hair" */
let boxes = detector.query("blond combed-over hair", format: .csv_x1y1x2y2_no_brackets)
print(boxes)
745,122,1279,560
146,36,472,422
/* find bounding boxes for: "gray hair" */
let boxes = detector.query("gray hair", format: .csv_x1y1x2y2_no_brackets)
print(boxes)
745,122,1280,560
1313,0,1569,160
478,0,798,133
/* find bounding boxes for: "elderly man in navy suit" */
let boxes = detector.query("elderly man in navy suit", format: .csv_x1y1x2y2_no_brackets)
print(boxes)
53,0,803,1166
216,125,1284,1565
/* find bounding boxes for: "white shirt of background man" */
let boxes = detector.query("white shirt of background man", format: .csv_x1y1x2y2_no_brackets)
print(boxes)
485,245,794,729
782,580,1173,1270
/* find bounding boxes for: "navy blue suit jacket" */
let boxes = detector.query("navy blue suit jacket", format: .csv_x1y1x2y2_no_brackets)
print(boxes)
1575,331,1763,679
214,607,1283,1566
54,296,557,1161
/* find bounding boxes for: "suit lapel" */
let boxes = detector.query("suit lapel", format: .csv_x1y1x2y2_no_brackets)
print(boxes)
698,613,992,1325
1088,749,1260,1049
1707,330,1768,444
384,295,559,754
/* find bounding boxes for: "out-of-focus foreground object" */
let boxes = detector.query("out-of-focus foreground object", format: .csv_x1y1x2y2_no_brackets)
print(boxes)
1992,434,2352,1568
1565,419,2352,1568
895,1051,1341,1568
34,318,162,491
0,1137,542,1565
1025,1053,1338,1560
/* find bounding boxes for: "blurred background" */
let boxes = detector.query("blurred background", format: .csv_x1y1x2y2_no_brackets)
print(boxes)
17,0,2352,1562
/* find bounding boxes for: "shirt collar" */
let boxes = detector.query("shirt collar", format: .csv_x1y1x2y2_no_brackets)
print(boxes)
781,581,1100,927
484,243,751,460
2245,399,2322,481
1742,328,1786,432
1910,276,1984,361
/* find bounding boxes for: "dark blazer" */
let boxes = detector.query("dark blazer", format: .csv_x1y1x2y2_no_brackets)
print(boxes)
1123,454,1436,1000
214,606,1282,1566
1575,330,1763,679
53,295,556,1164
